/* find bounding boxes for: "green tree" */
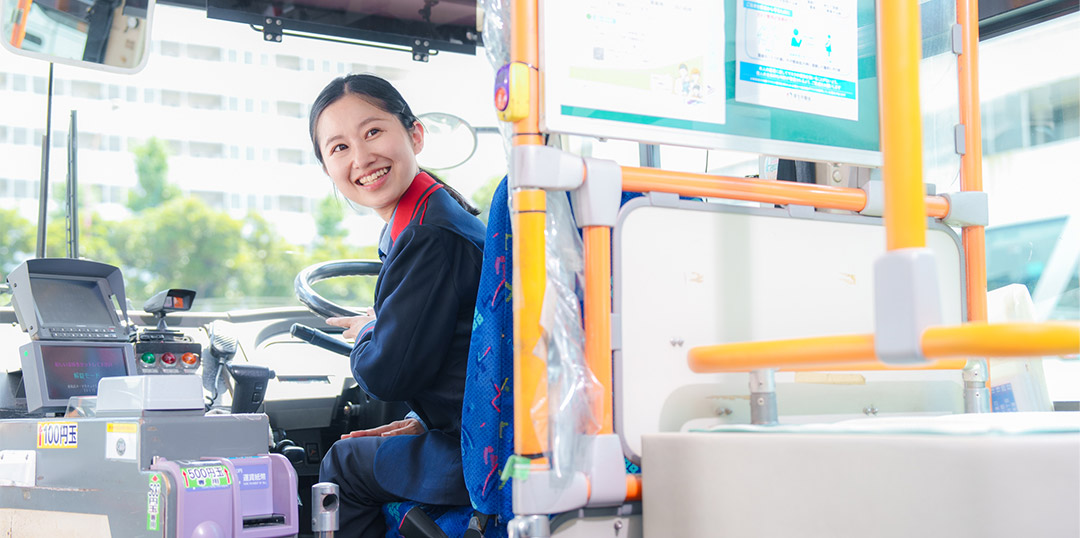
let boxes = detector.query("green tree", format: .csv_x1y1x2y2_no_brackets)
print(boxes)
128,137,179,212
118,197,247,300
470,174,504,224
236,212,309,300
76,214,124,269
0,208,35,280
7,137,386,311
315,194,347,240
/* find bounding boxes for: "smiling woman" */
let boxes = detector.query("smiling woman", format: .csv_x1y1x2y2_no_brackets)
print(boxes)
315,91,425,220
304,73,488,538
308,74,479,221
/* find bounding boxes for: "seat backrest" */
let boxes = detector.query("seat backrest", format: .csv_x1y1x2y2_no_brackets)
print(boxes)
459,185,649,536
461,177,515,534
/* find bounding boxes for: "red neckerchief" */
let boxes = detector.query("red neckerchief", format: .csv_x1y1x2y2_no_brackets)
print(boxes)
390,171,443,242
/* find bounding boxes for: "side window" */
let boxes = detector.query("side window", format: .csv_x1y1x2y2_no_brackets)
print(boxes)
980,13,1079,322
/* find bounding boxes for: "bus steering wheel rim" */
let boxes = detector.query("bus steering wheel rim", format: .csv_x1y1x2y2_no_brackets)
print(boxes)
294,259,382,319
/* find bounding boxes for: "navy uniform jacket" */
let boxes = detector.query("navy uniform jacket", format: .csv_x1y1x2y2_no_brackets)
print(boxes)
350,171,485,505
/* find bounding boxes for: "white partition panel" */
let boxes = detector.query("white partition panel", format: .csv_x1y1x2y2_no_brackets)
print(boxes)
614,195,966,460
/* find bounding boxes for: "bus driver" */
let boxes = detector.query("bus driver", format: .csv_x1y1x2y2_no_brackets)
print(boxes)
309,74,485,538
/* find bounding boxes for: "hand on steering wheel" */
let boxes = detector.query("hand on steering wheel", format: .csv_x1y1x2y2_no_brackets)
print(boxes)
325,308,376,341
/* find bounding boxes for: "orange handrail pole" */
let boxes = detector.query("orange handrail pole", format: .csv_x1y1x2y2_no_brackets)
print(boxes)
583,226,613,434
689,334,888,372
625,474,642,502
957,0,987,326
780,359,969,372
510,0,546,459
924,194,950,218
956,0,991,402
878,0,927,250
687,322,1080,373
923,322,1080,358
621,166,951,218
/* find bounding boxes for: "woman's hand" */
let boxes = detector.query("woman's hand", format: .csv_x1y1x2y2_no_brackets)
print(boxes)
325,307,375,341
339,418,424,440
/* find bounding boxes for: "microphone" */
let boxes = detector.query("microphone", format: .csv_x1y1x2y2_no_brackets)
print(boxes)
290,323,353,357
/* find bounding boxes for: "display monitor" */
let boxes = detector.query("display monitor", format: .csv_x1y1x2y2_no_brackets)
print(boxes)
19,340,136,414
206,0,480,55
6,258,129,341
29,276,116,326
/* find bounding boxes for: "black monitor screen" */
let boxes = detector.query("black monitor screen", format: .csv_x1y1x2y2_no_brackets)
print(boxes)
30,277,115,326
41,345,129,400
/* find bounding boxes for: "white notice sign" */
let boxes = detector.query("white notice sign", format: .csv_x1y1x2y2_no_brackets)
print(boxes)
542,0,726,140
735,0,859,120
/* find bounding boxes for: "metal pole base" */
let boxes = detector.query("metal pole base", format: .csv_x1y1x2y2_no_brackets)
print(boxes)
312,482,340,538
509,515,551,538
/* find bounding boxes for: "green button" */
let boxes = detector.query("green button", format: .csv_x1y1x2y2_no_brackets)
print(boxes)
140,352,156,364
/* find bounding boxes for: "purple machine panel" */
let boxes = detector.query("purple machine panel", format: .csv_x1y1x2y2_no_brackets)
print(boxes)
151,453,298,537
234,459,273,518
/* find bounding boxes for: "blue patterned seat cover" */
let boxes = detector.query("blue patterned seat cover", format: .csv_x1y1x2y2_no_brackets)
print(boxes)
382,177,515,537
382,182,646,537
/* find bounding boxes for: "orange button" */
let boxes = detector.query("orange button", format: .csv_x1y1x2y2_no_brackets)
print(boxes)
495,87,509,111
181,352,198,365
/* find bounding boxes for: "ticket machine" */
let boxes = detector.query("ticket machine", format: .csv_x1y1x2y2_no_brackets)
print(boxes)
0,258,300,537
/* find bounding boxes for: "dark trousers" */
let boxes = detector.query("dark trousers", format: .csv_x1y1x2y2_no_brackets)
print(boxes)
319,436,405,538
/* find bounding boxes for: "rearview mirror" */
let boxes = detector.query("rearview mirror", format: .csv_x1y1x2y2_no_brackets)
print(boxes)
1,0,154,73
417,112,478,170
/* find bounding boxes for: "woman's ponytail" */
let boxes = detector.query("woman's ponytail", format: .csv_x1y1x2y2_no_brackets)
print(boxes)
425,170,480,216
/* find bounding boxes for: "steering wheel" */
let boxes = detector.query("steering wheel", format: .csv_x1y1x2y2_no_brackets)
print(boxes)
294,259,382,319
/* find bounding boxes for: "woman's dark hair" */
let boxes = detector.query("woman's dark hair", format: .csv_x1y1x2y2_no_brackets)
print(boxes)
309,74,479,215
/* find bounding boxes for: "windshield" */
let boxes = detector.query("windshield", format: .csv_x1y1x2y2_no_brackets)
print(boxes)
0,3,506,311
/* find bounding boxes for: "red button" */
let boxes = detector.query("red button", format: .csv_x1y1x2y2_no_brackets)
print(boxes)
495,87,508,111
161,352,177,365
181,352,198,365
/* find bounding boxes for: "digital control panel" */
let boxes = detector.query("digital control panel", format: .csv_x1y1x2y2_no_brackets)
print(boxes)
19,340,137,413
134,333,201,375
41,327,120,340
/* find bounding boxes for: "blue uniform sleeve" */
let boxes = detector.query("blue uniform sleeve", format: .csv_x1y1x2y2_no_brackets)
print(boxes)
350,226,461,402
404,410,428,430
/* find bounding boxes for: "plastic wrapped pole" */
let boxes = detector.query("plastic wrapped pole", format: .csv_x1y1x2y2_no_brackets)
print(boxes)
534,192,602,489
483,0,511,79
482,0,515,159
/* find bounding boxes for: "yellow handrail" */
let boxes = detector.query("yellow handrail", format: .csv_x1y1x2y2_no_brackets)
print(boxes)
878,0,927,251
510,0,547,459
512,189,547,459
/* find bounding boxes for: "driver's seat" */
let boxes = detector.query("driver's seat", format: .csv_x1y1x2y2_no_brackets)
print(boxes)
380,176,516,537
378,180,653,537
